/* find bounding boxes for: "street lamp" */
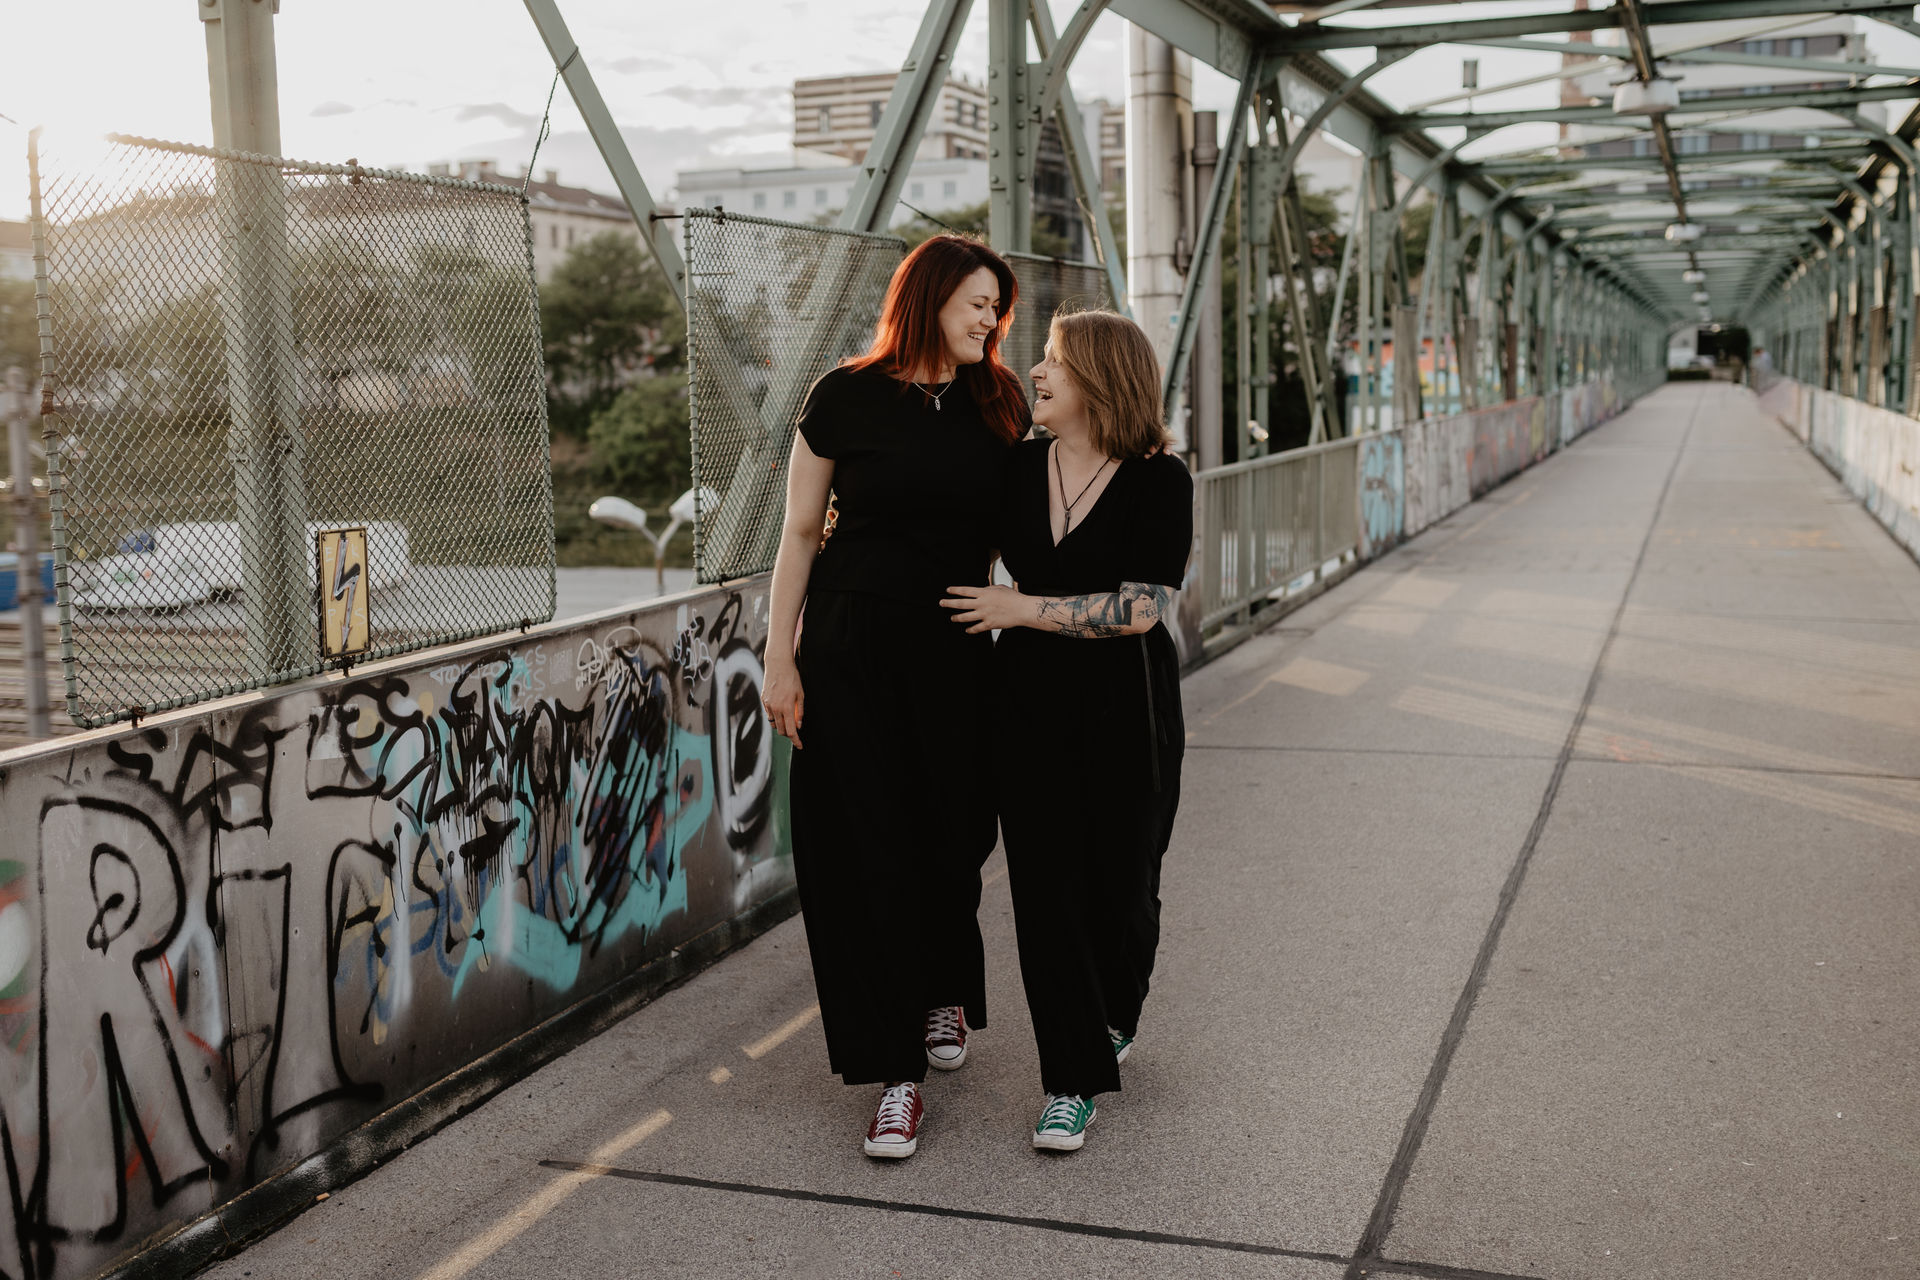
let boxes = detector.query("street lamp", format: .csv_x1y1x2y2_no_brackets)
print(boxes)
1682,269,1707,284
1665,222,1704,242
588,485,714,596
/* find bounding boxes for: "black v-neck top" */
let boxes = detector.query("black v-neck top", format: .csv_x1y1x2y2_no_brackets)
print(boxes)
992,437,1193,793
798,364,1018,608
995,437,1193,597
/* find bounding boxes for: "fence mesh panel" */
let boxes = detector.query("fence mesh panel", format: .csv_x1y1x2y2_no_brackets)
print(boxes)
683,209,905,583
1002,251,1115,397
30,134,553,727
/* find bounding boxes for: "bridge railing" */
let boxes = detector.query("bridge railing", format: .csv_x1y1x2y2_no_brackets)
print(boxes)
1196,436,1359,634
1188,368,1662,658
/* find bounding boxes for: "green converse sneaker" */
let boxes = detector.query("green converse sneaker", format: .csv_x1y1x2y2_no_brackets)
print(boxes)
1108,1027,1134,1064
1032,1094,1096,1152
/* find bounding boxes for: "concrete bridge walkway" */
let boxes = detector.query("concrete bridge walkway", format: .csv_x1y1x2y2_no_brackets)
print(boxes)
208,382,1920,1280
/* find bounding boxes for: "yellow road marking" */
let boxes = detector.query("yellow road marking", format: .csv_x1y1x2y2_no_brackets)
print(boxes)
415,1109,671,1280
743,1003,820,1060
708,1066,733,1085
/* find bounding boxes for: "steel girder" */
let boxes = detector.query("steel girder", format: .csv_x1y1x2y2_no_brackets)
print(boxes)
1267,0,1918,52
1401,80,1920,132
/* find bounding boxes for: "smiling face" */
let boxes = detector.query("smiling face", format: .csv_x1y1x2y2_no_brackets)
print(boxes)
1029,341,1087,436
937,266,1002,373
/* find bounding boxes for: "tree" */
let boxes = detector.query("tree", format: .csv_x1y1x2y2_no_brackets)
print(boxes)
586,374,691,506
539,231,683,432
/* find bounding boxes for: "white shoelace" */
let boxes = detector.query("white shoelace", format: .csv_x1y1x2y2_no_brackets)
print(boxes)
1038,1094,1086,1130
926,1006,963,1043
874,1083,918,1134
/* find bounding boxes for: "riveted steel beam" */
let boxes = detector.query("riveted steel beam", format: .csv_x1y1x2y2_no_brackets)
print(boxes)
1401,81,1920,132
1268,0,1917,53
1473,143,1872,176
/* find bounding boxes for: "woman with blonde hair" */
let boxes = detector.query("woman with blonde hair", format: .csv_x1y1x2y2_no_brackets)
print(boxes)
762,235,1029,1159
942,309,1192,1151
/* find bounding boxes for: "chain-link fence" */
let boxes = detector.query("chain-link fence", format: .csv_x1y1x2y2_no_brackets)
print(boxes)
1002,251,1115,398
28,134,554,727
683,209,905,583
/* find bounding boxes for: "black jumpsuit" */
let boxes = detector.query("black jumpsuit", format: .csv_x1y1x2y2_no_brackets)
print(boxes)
994,439,1193,1099
788,364,1016,1086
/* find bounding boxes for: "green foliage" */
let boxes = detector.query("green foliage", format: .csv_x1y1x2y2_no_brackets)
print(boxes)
539,231,683,433
896,200,1073,259
586,374,691,505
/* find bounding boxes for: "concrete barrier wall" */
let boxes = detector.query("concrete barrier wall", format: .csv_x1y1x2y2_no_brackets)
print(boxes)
0,580,789,1279
1369,370,1652,556
1759,377,1920,560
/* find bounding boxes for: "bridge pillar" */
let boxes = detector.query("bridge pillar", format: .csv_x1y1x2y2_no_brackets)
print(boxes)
1125,26,1191,448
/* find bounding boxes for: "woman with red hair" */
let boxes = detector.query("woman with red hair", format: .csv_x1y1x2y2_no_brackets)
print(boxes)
760,235,1028,1159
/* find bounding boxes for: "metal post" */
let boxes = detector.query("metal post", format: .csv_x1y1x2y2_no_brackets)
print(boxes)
1027,0,1129,311
5,369,47,739
1127,25,1191,434
1191,110,1223,470
201,0,309,682
988,0,1034,254
1235,143,1254,463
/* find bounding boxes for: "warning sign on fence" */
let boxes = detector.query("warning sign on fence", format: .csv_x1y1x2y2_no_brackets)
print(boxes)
316,527,370,659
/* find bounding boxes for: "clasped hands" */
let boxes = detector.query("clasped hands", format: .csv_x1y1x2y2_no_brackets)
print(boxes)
941,584,1036,634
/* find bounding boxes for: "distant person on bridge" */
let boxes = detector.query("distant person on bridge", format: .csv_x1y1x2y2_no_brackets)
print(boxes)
944,310,1193,1152
761,236,1030,1160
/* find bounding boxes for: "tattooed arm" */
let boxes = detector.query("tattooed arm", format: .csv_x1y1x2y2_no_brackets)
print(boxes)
1032,582,1170,638
941,581,1171,637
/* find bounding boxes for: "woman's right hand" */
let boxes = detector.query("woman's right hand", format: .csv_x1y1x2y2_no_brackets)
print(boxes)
762,659,805,749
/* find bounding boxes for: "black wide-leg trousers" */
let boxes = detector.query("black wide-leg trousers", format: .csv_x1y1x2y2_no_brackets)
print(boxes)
1002,758,1182,1100
788,591,995,1086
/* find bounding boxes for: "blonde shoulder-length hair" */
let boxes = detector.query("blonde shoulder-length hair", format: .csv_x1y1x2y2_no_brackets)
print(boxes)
1047,309,1171,459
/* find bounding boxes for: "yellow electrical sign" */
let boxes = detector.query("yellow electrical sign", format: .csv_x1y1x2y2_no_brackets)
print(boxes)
316,527,371,659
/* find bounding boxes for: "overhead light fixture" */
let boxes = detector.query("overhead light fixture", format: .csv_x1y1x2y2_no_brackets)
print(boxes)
1666,222,1704,242
1692,291,1711,303
1613,78,1680,116
1682,269,1708,284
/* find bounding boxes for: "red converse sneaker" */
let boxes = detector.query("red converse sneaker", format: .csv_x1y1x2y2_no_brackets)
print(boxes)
925,1006,968,1071
863,1082,924,1159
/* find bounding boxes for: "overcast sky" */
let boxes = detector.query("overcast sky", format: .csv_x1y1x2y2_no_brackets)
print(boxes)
7,2,1920,221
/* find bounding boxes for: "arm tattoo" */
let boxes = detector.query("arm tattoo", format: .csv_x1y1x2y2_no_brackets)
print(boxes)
1033,582,1171,639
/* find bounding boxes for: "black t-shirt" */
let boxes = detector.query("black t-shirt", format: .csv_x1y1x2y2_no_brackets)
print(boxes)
798,364,1018,608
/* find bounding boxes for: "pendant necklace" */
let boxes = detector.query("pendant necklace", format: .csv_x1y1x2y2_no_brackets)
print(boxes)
1055,444,1112,536
910,375,956,411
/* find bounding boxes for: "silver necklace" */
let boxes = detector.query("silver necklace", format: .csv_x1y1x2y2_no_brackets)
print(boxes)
909,375,956,411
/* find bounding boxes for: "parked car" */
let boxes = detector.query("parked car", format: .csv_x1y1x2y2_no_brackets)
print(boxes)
70,521,412,615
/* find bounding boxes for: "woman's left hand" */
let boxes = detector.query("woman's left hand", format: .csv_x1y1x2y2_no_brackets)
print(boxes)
941,584,1037,634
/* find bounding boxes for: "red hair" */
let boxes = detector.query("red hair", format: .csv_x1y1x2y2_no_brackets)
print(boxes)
844,235,1028,444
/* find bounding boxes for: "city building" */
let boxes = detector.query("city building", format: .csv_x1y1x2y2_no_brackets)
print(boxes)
792,71,990,164
0,221,32,282
677,71,1112,253
430,162,639,281
678,148,987,226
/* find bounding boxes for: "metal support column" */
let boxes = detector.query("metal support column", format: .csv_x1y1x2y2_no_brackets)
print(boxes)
4,368,46,739
988,0,1034,254
201,0,309,682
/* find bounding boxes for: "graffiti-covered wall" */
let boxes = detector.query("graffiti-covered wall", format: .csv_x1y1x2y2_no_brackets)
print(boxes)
0,580,788,1279
1366,370,1655,556
1760,377,1920,560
